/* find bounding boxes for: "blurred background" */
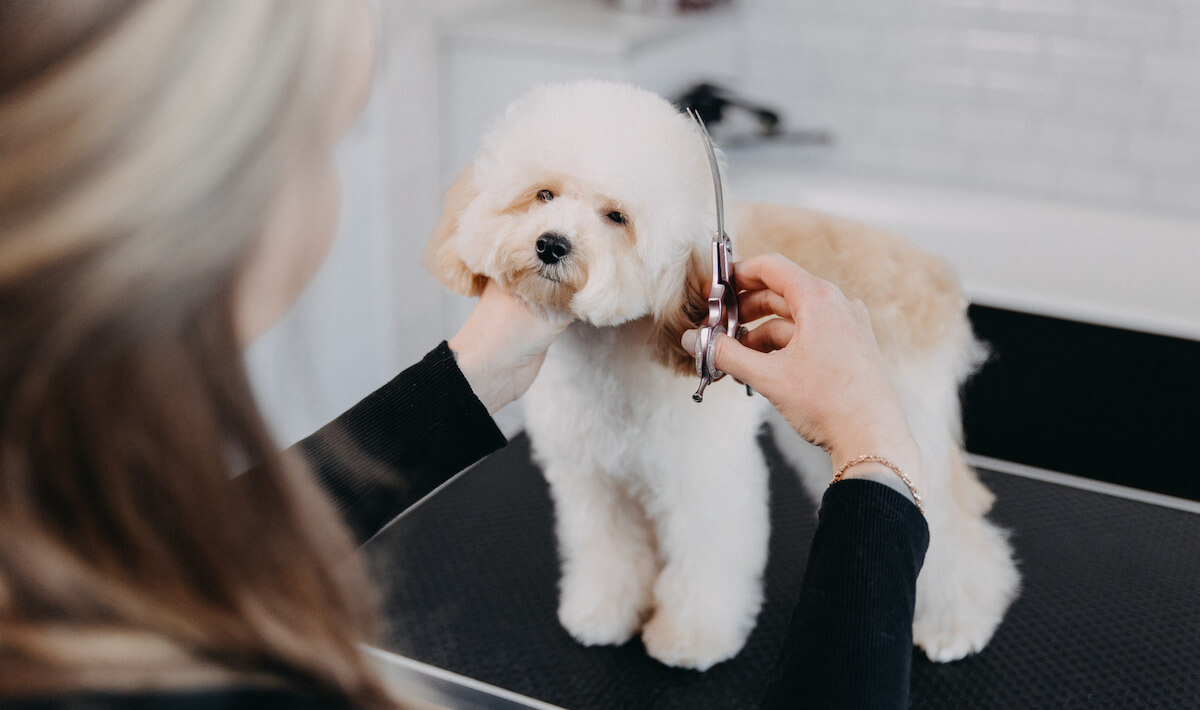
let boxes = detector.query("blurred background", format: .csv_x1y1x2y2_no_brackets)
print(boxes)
247,0,1199,497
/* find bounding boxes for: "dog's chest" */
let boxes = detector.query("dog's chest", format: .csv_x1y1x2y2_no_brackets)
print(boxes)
536,323,675,430
523,322,767,480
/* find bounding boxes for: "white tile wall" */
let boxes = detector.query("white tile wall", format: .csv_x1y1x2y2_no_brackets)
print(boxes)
743,0,1200,217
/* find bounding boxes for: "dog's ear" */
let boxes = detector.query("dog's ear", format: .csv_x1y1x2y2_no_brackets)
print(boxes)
649,246,710,377
425,164,488,297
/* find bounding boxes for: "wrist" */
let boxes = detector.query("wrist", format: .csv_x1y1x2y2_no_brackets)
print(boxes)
447,338,507,415
830,432,924,491
827,409,918,467
832,454,926,513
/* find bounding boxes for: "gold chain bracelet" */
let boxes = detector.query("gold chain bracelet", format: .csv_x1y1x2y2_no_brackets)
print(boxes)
831,455,925,515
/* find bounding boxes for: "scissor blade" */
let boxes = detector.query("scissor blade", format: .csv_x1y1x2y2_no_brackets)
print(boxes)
692,113,725,242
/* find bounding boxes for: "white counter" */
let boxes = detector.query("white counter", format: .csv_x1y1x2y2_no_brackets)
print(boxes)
730,158,1200,342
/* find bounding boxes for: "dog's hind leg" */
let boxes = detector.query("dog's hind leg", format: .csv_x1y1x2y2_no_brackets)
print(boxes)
889,349,1021,663
545,467,659,647
639,436,770,671
767,346,1020,662
911,444,1020,661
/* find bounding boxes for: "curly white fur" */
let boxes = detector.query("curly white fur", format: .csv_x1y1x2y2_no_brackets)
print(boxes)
427,80,1020,671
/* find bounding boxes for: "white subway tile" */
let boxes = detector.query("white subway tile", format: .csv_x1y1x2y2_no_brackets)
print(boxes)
952,107,1032,147
962,29,1045,71
738,0,1198,216
745,0,812,15
985,69,1059,95
898,61,987,105
892,142,973,181
963,49,1045,72
988,3,1081,34
1056,165,1143,202
982,69,1062,110
1164,95,1200,132
974,154,1056,193
825,70,888,102
743,68,818,112
786,98,880,136
879,26,963,64
1128,131,1200,175
794,23,878,54
903,61,981,87
1142,53,1200,94
1178,10,1200,56
1145,176,1200,217
964,29,1041,54
1049,37,1136,83
873,104,952,138
909,0,992,28
1084,0,1173,14
742,17,815,47
1082,8,1174,45
838,139,898,173
822,0,903,23
903,84,987,107
1034,120,1122,162
993,0,1076,14
1067,86,1161,126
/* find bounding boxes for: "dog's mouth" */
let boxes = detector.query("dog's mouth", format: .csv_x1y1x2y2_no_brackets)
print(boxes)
495,262,587,318
537,265,563,283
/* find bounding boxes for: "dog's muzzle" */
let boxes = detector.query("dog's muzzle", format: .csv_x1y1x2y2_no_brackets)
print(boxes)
535,232,571,265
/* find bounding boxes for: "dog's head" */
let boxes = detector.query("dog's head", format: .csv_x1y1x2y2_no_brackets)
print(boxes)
426,81,720,374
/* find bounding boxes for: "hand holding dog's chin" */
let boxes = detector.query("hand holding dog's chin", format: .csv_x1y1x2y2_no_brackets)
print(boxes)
448,280,570,415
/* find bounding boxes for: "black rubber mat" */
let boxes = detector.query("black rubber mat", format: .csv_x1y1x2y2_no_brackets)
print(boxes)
364,433,1200,709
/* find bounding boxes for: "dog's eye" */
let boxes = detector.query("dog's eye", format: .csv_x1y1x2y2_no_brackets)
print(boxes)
537,189,554,202
606,211,627,225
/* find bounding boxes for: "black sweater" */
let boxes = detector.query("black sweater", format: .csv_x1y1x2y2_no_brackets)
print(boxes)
6,342,929,709
296,342,507,546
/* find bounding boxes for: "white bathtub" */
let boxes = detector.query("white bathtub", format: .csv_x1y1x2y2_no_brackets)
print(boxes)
730,156,1200,342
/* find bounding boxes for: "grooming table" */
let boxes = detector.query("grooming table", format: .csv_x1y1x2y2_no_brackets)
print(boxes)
363,433,1200,709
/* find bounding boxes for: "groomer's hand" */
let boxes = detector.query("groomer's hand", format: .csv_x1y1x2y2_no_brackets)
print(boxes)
681,254,924,493
449,280,569,415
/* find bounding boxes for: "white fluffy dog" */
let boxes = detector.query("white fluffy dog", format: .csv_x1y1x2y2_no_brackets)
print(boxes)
426,81,1020,671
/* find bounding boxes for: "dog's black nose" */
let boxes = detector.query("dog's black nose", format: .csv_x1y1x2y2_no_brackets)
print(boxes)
535,233,571,265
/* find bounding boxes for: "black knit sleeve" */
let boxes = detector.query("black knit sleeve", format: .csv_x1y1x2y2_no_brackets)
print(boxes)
761,479,930,710
293,342,507,545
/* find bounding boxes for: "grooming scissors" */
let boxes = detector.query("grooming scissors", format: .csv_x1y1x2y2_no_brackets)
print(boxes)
690,112,741,404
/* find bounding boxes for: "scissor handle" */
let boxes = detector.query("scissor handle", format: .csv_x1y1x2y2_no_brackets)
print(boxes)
694,235,740,396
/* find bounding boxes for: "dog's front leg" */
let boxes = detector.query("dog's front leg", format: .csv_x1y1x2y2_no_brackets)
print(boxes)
640,441,771,671
545,467,659,647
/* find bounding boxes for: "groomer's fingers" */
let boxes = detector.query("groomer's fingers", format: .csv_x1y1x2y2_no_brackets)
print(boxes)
680,329,770,387
737,288,790,323
738,317,795,354
732,254,822,315
710,332,774,386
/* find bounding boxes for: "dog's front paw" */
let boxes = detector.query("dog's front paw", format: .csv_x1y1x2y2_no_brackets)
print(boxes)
557,572,651,647
914,620,990,663
914,517,1020,662
640,606,751,671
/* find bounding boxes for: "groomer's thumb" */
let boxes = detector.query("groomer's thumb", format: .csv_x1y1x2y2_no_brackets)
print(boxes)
681,329,762,385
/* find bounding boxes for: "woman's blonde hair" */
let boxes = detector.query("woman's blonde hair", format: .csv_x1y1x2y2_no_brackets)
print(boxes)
0,1,396,705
